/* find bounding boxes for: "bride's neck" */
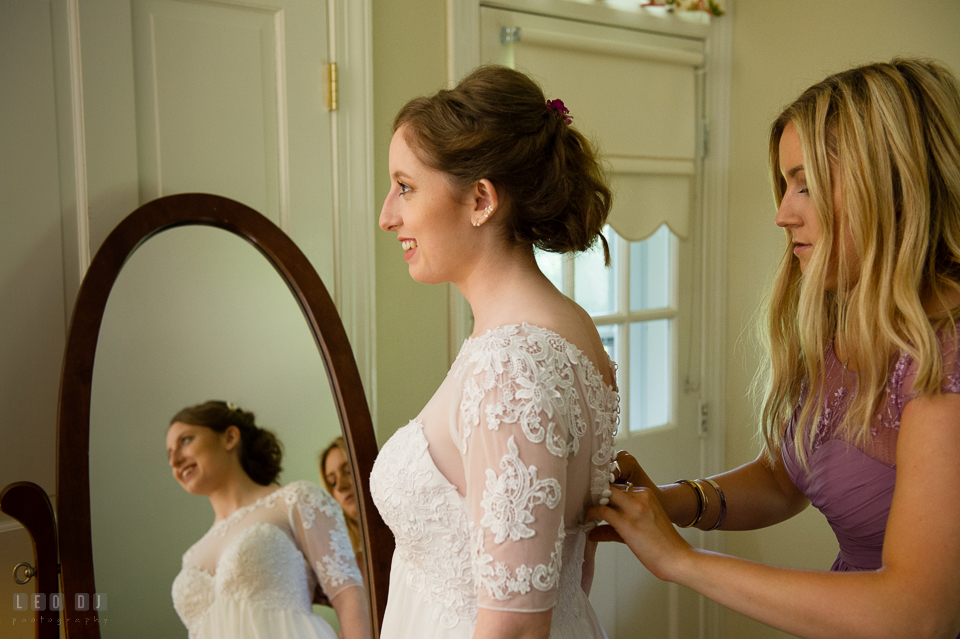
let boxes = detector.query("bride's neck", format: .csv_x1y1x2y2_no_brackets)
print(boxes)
208,470,276,522
458,244,552,335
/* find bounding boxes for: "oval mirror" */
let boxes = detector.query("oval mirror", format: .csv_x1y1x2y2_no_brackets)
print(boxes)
55,194,392,638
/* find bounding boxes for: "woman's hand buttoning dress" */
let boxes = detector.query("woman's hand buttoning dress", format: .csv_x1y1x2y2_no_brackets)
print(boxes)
167,400,371,639
370,66,620,639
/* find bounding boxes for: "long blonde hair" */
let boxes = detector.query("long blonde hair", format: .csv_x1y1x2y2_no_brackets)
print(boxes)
758,58,960,466
319,437,363,558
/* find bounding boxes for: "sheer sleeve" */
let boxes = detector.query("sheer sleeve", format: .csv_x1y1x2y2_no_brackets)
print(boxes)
285,481,364,601
897,320,960,404
939,321,960,394
454,326,587,613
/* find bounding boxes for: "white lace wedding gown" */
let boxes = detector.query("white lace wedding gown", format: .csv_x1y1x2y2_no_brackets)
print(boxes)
172,481,364,639
371,324,619,639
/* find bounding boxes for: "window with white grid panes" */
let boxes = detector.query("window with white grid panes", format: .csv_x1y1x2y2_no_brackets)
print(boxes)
535,224,676,432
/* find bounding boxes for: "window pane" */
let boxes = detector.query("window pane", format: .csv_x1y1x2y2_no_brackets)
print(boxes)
630,224,672,311
535,249,563,290
596,323,619,387
629,319,671,431
575,225,617,316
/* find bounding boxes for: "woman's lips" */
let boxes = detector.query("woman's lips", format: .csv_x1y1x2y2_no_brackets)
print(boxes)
401,239,418,261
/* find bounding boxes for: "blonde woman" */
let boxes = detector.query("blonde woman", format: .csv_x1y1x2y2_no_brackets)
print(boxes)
320,437,364,572
591,58,960,638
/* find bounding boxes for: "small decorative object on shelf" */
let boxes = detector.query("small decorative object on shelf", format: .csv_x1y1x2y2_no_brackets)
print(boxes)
641,0,725,17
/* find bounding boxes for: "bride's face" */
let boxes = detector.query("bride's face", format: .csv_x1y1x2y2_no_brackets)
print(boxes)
378,125,477,285
166,422,235,495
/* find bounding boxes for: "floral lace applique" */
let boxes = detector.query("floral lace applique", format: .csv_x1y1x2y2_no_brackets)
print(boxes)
315,524,362,587
481,436,562,544
217,523,311,609
472,521,565,601
370,421,477,628
372,324,620,632
284,481,341,529
456,324,616,461
171,564,213,637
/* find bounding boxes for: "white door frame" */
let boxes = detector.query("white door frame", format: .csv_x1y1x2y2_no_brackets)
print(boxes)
328,0,377,409
446,1,732,636
53,0,376,406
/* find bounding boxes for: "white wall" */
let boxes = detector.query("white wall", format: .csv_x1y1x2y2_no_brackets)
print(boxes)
725,1,960,637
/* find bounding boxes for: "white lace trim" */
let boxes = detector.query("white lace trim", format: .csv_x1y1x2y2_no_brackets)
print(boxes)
481,435,562,544
173,481,362,635
472,521,565,602
284,481,342,528
370,422,477,628
316,523,363,587
455,324,618,460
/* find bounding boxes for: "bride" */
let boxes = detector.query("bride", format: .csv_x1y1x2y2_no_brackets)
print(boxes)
370,65,620,639
167,400,371,639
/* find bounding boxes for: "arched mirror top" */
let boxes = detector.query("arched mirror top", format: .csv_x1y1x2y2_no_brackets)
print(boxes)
55,193,391,638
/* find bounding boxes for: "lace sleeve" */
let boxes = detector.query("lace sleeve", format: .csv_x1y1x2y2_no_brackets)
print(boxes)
898,321,960,402
285,481,363,601
456,327,581,613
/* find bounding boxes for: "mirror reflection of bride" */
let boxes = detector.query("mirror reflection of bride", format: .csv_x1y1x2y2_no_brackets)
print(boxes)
166,400,371,639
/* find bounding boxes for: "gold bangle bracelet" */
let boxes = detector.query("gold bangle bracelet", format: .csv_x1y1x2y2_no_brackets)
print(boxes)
675,479,708,528
701,477,727,531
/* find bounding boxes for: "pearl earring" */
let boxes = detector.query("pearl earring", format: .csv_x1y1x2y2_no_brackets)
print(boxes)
473,205,494,227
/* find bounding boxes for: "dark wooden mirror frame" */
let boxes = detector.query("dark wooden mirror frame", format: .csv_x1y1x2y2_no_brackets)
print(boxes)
50,193,392,638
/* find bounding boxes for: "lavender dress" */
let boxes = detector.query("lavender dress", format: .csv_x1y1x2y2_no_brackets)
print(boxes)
782,321,960,573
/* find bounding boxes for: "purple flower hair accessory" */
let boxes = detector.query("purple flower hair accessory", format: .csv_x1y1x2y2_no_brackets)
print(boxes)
546,98,572,125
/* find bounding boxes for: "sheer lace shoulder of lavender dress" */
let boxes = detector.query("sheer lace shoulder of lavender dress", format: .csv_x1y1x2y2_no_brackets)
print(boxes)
782,321,960,572
171,481,363,639
370,324,620,639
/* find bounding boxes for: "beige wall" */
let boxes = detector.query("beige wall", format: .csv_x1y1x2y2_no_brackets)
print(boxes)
371,0,451,443
725,1,960,637
1,7,68,634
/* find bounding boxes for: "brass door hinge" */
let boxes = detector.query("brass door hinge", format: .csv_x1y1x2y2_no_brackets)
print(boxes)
326,62,338,111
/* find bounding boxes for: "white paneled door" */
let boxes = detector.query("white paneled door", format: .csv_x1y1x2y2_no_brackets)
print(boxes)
481,8,707,639
79,0,336,287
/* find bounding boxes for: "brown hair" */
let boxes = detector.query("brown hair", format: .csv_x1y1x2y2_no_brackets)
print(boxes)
394,65,612,264
170,400,283,486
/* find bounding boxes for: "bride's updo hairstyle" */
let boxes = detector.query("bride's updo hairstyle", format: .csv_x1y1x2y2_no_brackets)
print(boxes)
170,400,283,486
394,65,613,264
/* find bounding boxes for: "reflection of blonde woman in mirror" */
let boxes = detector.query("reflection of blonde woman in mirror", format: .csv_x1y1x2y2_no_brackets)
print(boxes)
320,437,364,573
167,400,371,639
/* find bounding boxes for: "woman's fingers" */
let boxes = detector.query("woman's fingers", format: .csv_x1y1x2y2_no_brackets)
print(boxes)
612,450,656,491
588,523,624,543
588,484,691,581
